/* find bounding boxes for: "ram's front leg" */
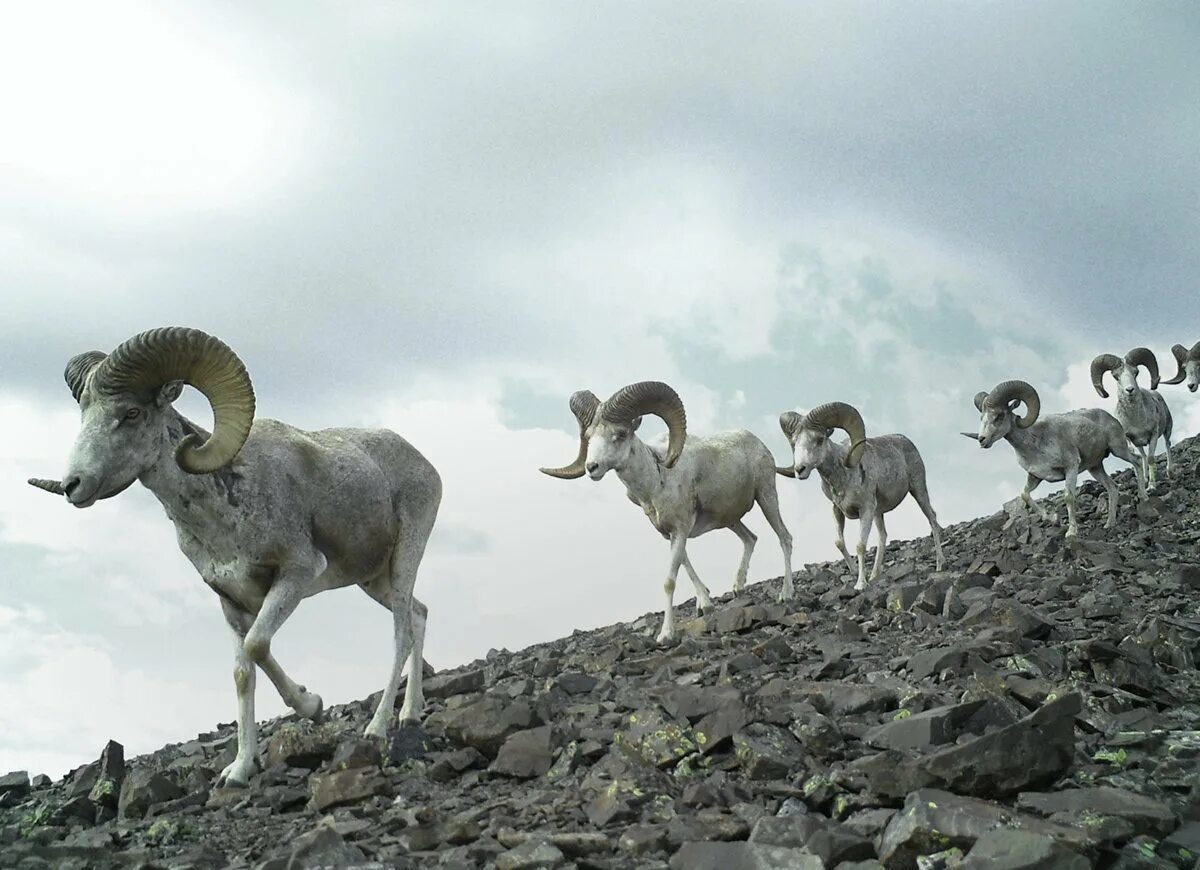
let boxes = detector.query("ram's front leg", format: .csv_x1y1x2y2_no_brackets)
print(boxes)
853,513,873,592
868,511,889,584
656,532,690,645
832,505,855,575
1063,468,1081,538
217,603,259,788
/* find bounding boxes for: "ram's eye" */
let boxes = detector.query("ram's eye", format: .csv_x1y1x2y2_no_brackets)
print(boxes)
124,408,141,420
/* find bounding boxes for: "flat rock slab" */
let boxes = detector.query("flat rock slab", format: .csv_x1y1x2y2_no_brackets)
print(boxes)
863,700,986,750
878,789,1089,870
670,841,824,869
1017,786,1178,838
961,828,1091,869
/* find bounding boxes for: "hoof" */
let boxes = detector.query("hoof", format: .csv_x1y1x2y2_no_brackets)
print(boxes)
297,691,323,722
216,757,256,789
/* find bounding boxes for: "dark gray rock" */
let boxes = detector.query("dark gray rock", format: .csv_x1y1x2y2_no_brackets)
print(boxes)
0,771,29,797
670,841,824,869
309,767,388,812
86,740,124,811
491,726,557,778
1017,787,1179,838
962,827,1090,869
863,700,985,750
330,736,383,771
426,695,535,757
424,667,486,698
878,789,1088,869
916,692,1079,797
116,769,184,820
263,721,341,770
733,723,804,780
495,838,566,869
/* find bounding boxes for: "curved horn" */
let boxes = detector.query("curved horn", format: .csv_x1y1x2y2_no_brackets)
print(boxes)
1162,344,1190,385
805,401,868,467
600,381,687,468
64,351,108,403
1124,347,1160,389
985,380,1040,428
539,390,600,479
28,478,66,495
973,391,988,412
92,327,255,474
1089,353,1122,399
779,411,805,442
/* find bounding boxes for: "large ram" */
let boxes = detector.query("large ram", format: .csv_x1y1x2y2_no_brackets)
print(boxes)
29,327,440,787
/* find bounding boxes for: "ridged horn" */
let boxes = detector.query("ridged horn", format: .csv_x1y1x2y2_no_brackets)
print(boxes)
28,478,66,495
1124,347,1160,389
778,411,805,442
805,401,868,467
64,351,108,403
973,391,988,412
1162,344,1190,385
92,327,255,474
539,390,600,479
600,381,687,468
985,380,1040,428
1089,353,1122,399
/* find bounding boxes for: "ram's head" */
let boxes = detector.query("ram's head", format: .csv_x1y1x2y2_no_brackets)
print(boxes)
29,327,255,508
1163,341,1200,393
776,402,867,480
539,381,687,481
965,380,1041,448
1090,347,1160,398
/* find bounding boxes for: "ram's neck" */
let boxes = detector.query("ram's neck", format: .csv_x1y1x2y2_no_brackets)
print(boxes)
616,437,665,507
1004,421,1041,458
816,443,856,495
139,410,243,523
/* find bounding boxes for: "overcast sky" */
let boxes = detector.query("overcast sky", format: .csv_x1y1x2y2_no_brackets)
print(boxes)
1,2,1198,778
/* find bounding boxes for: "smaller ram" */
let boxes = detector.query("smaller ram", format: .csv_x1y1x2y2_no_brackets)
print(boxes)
540,381,794,643
963,379,1144,538
776,401,944,591
1090,347,1173,491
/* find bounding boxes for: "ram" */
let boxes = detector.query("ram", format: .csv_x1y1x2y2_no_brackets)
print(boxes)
29,327,440,788
1090,347,1173,491
1163,341,1200,393
539,381,794,643
962,379,1143,538
776,401,944,591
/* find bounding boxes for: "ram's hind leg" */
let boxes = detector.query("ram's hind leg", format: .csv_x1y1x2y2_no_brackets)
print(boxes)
366,504,439,740
682,554,715,614
909,469,945,571
729,520,757,594
361,580,430,725
1088,464,1120,529
754,482,794,602
1109,437,1146,500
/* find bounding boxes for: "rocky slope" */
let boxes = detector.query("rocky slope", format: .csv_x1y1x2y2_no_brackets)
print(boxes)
2,439,1200,870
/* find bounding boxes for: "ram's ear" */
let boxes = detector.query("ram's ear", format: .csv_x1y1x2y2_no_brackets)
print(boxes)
630,416,643,432
156,380,185,407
